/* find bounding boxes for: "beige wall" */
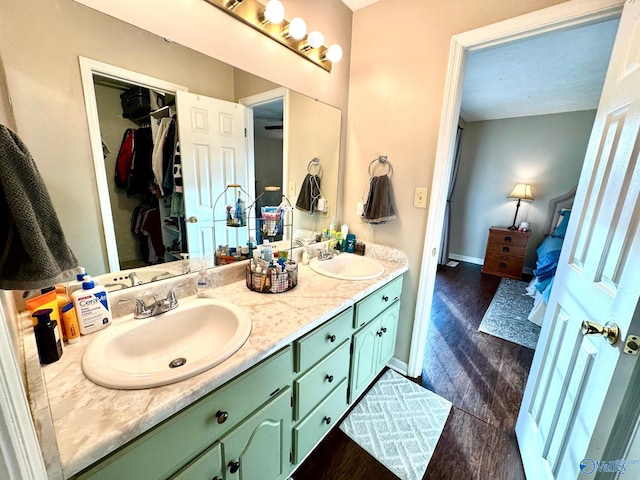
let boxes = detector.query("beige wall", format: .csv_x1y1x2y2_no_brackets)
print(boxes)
346,0,568,363
450,110,596,269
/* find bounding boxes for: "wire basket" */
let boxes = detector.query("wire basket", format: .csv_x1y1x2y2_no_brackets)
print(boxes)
246,260,298,294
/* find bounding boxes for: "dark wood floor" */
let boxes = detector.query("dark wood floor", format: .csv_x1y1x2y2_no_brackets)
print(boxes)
294,262,534,480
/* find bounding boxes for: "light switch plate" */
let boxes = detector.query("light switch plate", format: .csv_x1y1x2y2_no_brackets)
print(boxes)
288,181,297,197
414,187,429,208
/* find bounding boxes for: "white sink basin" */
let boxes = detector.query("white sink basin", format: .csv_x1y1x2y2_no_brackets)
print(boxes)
309,254,384,281
82,298,251,389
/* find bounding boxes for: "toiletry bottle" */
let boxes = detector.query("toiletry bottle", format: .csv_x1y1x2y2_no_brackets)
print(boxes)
196,264,213,297
72,276,112,335
32,308,63,364
26,288,61,327
66,268,90,295
54,285,71,342
262,239,273,262
60,302,81,344
346,233,356,253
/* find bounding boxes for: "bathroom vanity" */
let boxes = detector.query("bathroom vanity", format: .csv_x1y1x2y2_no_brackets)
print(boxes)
25,245,407,479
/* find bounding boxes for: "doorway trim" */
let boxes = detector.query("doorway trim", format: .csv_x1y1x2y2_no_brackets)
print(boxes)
407,0,625,378
78,57,188,272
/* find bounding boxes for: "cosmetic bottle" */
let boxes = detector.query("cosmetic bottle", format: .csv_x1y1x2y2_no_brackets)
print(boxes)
72,276,112,335
60,302,81,344
346,233,356,253
25,288,61,327
32,308,63,364
196,263,213,298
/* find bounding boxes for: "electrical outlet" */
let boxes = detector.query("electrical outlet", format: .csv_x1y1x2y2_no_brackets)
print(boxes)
414,187,429,208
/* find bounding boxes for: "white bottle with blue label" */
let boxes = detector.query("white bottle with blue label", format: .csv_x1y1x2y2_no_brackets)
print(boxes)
71,275,112,335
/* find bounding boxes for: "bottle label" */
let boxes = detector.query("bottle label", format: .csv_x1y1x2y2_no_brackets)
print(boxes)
76,292,110,330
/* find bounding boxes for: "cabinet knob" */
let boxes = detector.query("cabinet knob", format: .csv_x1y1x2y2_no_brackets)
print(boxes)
377,330,383,337
326,374,334,383
327,334,336,343
382,295,389,302
381,327,387,333
323,416,332,425
215,410,229,424
188,216,198,223
228,460,240,474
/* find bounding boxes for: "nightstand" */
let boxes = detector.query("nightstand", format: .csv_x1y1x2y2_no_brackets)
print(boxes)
481,226,531,280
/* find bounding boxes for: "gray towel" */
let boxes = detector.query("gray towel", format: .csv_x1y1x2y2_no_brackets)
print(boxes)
295,173,321,213
0,125,82,290
362,175,396,224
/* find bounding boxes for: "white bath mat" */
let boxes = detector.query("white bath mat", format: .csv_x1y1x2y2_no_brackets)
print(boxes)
339,369,452,480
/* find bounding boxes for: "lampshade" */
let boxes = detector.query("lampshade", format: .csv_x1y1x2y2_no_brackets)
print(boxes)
507,183,534,201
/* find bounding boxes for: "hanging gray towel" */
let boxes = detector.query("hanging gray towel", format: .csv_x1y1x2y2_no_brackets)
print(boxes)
363,175,396,224
295,173,321,213
0,125,82,290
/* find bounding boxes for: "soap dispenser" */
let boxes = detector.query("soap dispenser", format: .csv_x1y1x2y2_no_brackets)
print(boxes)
32,308,63,364
196,263,213,298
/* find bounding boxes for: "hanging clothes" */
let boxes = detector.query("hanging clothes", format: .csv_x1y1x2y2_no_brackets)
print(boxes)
114,129,134,189
151,117,172,196
127,126,154,196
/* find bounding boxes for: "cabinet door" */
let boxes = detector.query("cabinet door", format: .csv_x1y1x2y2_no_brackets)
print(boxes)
348,319,379,403
170,442,223,480
220,388,292,480
376,302,400,369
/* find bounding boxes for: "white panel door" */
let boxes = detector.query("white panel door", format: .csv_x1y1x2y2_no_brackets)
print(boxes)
176,91,248,259
516,3,640,479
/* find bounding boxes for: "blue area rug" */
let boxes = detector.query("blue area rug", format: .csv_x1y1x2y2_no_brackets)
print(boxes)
339,369,452,480
478,277,539,349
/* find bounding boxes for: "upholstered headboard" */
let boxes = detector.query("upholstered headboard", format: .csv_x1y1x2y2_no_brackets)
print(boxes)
543,186,577,236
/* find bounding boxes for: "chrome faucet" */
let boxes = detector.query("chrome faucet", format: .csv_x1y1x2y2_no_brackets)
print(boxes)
128,272,143,286
317,247,339,261
121,284,183,319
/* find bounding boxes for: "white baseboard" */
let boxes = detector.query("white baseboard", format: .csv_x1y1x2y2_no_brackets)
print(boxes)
448,253,484,265
387,357,409,377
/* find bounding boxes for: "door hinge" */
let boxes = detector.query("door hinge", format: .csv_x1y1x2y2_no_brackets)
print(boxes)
624,334,640,355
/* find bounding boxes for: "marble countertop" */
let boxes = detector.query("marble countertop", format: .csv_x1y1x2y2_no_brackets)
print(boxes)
25,245,408,479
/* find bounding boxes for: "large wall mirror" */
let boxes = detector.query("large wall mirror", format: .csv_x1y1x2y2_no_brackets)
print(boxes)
1,0,341,289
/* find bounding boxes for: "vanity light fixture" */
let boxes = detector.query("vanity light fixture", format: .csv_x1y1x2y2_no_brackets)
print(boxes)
283,17,307,40
322,44,344,63
260,0,285,25
204,0,341,72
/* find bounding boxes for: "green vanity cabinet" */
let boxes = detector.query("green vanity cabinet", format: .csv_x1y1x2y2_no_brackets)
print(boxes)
353,275,403,329
73,347,292,480
291,309,353,465
349,281,402,403
219,388,292,480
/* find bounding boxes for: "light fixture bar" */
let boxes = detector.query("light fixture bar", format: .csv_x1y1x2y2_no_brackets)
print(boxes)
205,0,332,72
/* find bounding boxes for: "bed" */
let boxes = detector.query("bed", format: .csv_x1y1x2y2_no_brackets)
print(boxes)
526,187,576,326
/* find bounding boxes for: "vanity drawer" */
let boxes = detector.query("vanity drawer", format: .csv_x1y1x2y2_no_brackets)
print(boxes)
292,379,349,464
74,347,292,480
293,340,350,421
294,307,353,373
169,442,222,480
354,275,403,328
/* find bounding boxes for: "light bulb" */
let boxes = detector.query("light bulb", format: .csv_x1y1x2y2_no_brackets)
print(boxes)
325,44,343,63
307,31,324,49
287,17,307,40
264,0,285,24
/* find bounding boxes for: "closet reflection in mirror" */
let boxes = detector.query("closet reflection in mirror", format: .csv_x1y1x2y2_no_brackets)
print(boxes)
0,0,342,285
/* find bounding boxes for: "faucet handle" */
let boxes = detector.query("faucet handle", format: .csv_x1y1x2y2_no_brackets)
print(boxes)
165,283,185,307
119,298,152,318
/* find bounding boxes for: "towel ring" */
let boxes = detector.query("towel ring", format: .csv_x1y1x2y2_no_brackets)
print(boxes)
307,157,322,177
368,155,392,177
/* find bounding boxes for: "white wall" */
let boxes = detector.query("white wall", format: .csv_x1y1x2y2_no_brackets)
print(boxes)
450,110,596,269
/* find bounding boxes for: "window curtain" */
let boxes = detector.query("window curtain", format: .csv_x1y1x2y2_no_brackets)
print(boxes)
439,125,464,265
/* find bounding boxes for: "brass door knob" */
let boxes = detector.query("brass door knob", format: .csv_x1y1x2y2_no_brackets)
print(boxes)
187,216,198,223
581,320,620,345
